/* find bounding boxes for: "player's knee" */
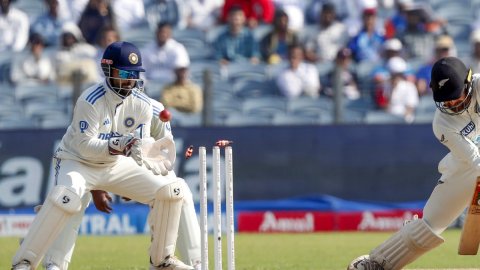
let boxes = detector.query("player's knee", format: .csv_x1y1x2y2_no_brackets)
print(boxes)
48,186,82,214
402,219,444,249
155,181,185,201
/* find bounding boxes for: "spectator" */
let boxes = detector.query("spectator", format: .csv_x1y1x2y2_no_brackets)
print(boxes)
399,3,439,62
260,10,298,65
220,0,275,29
272,0,305,32
214,7,259,65
304,3,348,63
305,0,353,24
10,33,55,85
78,0,116,45
371,38,415,90
94,25,120,77
160,55,203,113
54,22,98,85
348,7,385,63
377,56,419,123
0,0,29,52
415,35,455,96
141,22,190,84
110,0,146,33
384,0,412,39
466,30,480,73
30,0,67,47
183,0,224,31
145,0,183,30
276,44,320,98
57,0,89,23
324,48,360,100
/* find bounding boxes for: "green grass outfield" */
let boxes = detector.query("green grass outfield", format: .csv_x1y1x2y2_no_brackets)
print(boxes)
2,230,480,269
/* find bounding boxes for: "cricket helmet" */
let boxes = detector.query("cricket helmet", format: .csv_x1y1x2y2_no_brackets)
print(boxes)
101,41,145,98
430,56,473,115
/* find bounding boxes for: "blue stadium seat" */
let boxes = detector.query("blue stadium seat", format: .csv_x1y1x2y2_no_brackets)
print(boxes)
287,97,333,114
223,114,271,126
272,112,321,125
15,83,58,104
168,108,202,127
242,96,287,118
364,110,406,124
40,114,71,129
0,117,38,129
122,26,154,49
233,79,278,98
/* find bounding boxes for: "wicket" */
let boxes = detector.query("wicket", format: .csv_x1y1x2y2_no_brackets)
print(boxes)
199,146,235,270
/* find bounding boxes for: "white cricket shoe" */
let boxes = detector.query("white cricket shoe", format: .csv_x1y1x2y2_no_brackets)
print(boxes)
347,255,385,270
11,260,31,270
150,256,194,270
46,263,61,270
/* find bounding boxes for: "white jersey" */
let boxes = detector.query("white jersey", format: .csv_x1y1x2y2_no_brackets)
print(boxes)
433,74,480,174
149,98,173,140
55,81,153,166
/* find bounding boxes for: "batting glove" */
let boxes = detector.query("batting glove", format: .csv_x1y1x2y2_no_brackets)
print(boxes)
108,134,139,156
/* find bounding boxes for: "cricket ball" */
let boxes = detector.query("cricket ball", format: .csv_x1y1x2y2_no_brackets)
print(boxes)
159,109,171,122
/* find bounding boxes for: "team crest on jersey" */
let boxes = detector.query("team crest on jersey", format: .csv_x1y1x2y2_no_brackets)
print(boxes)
128,53,138,64
461,121,475,137
124,117,135,128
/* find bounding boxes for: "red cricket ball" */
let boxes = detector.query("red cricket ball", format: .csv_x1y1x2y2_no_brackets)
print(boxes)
159,109,171,122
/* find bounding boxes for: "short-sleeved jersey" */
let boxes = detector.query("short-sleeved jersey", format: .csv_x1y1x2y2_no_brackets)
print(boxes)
55,81,153,165
433,74,480,171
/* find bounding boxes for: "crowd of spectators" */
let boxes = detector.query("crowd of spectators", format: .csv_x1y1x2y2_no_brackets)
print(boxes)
0,0,477,128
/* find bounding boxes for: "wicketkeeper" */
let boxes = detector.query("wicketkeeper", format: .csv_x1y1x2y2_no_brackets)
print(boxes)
348,57,480,269
40,98,201,270
12,41,193,270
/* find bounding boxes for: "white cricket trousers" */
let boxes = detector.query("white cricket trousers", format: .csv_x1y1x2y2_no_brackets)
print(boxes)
423,154,477,234
55,156,178,204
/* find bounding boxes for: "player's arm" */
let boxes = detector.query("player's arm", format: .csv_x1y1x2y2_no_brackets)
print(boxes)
434,126,480,169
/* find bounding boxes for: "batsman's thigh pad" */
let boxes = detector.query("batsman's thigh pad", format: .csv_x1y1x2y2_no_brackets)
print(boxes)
177,181,201,265
149,180,185,266
13,186,82,268
43,193,91,270
370,219,444,270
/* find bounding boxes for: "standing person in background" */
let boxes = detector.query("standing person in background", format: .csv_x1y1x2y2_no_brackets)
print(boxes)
275,44,320,98
0,0,29,52
11,41,193,270
348,56,475,270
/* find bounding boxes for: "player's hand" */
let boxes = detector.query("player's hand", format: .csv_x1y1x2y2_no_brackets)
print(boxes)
141,135,176,176
91,190,113,214
108,134,139,156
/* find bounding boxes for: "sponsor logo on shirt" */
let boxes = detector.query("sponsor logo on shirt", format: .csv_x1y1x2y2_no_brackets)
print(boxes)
79,121,89,133
103,118,110,126
461,121,475,137
98,131,121,140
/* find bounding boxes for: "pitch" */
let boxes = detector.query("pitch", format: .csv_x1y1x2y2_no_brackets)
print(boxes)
1,230,480,269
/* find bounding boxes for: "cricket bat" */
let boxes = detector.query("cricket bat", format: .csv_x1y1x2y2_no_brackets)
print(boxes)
458,176,480,255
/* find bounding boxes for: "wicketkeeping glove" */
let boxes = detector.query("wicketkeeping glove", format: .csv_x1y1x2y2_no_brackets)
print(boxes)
139,135,176,176
108,134,139,156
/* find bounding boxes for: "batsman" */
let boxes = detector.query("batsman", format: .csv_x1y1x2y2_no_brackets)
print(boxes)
349,56,480,270
11,41,193,270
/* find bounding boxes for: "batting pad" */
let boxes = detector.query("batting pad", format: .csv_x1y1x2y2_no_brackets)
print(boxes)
176,185,201,266
149,181,184,266
12,186,81,269
370,219,444,270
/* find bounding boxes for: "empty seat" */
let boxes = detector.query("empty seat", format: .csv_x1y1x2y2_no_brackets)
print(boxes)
242,97,287,117
223,114,271,126
364,110,406,124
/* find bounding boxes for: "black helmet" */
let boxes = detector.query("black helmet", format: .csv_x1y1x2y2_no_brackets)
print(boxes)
430,57,473,115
